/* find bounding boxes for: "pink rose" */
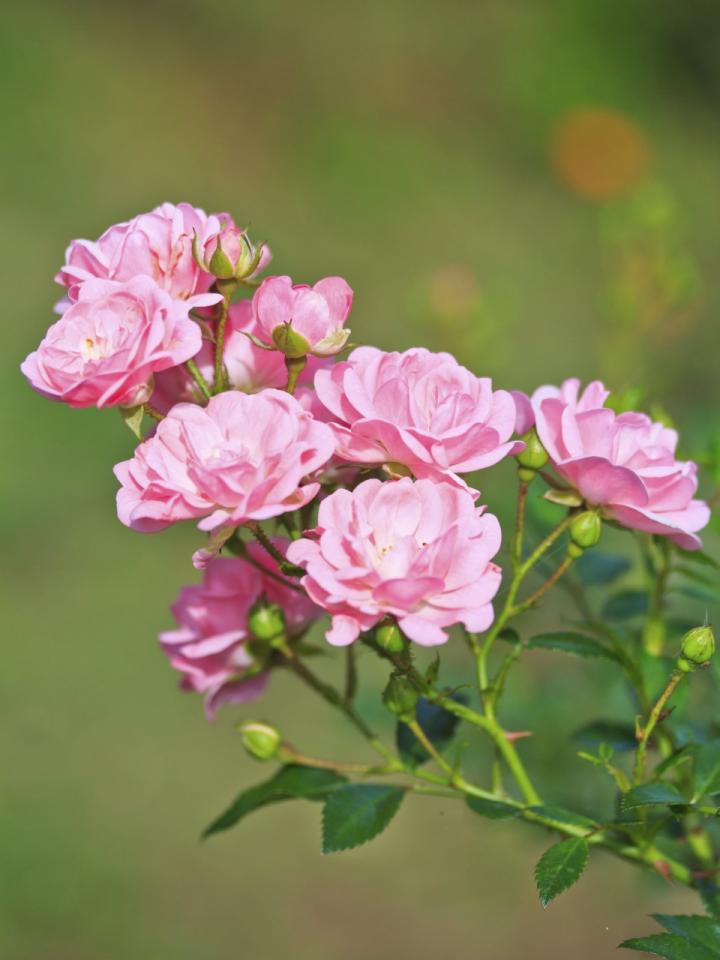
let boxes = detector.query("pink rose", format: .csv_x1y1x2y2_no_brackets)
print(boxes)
160,544,319,719
21,276,203,409
532,378,711,549
150,301,326,412
114,389,336,532
202,215,272,280
313,347,522,485
253,275,353,357
511,390,535,435
55,202,226,307
286,477,502,647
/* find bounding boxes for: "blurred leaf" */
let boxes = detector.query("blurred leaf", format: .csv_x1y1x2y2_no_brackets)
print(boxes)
534,837,589,908
700,886,720,922
603,590,649,620
672,584,720,606
466,796,519,820
322,785,405,854
676,550,720,571
396,694,464,768
655,914,720,954
675,567,718,588
621,783,687,811
203,765,347,838
654,744,695,778
528,805,597,831
574,720,637,752
694,743,720,800
576,550,631,585
620,933,716,959
527,631,619,662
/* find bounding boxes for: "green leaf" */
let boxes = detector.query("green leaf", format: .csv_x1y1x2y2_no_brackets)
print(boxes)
654,915,720,954
621,783,687,811
534,837,589,908
573,720,637,752
694,742,720,800
676,549,720,571
700,885,720,922
603,589,649,620
119,404,145,440
528,805,597,831
322,784,405,854
673,584,720,606
465,796,519,820
526,631,619,662
395,694,464,768
576,550,631,585
620,933,717,959
654,744,695,778
203,765,347,838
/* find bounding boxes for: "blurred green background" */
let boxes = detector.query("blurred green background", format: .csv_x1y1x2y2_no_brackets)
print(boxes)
3,1,720,957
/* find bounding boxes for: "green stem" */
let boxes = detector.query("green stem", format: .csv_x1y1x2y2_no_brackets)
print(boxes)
633,668,686,785
276,638,399,768
512,479,529,569
344,646,358,705
285,355,307,396
513,554,575,614
406,718,456,779
213,295,231,393
185,359,213,402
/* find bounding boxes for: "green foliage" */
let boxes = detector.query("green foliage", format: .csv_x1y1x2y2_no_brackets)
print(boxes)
573,720,637,752
534,837,589,908
621,913,720,959
119,404,145,440
203,765,347,838
322,785,405,854
603,589,650,620
693,742,720,801
620,783,686,811
576,550,631,585
395,695,463,768
526,631,619,662
465,796,519,820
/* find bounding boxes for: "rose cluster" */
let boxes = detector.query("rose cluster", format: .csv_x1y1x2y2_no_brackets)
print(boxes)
22,202,711,717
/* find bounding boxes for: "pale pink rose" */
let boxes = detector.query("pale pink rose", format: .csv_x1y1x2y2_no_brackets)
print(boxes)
150,301,325,412
532,378,711,550
313,347,522,486
21,276,202,409
160,543,319,719
55,202,225,308
114,389,336,532
287,477,502,647
253,275,353,357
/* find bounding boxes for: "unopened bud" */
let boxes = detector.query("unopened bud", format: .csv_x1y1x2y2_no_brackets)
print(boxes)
382,672,419,720
516,429,549,472
209,240,236,280
376,622,406,653
569,510,602,550
238,721,282,761
248,600,286,641
679,625,715,670
272,323,312,359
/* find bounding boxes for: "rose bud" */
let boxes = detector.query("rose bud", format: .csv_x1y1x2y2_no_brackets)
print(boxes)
238,721,282,761
382,673,420,721
376,622,406,654
248,601,286,643
569,510,603,550
677,625,715,671
252,275,353,359
516,428,549,479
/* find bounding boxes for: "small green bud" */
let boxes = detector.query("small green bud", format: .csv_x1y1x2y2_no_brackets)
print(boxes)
376,621,406,653
238,721,282,761
517,467,537,484
516,428,549,471
382,672,419,720
566,541,584,559
248,600,286,641
209,240,236,280
569,510,602,549
272,323,311,359
679,625,715,669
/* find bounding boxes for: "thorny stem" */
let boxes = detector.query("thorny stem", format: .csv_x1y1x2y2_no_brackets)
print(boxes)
344,646,358,705
213,295,231,393
514,555,575,614
246,522,305,577
633,668,686,785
